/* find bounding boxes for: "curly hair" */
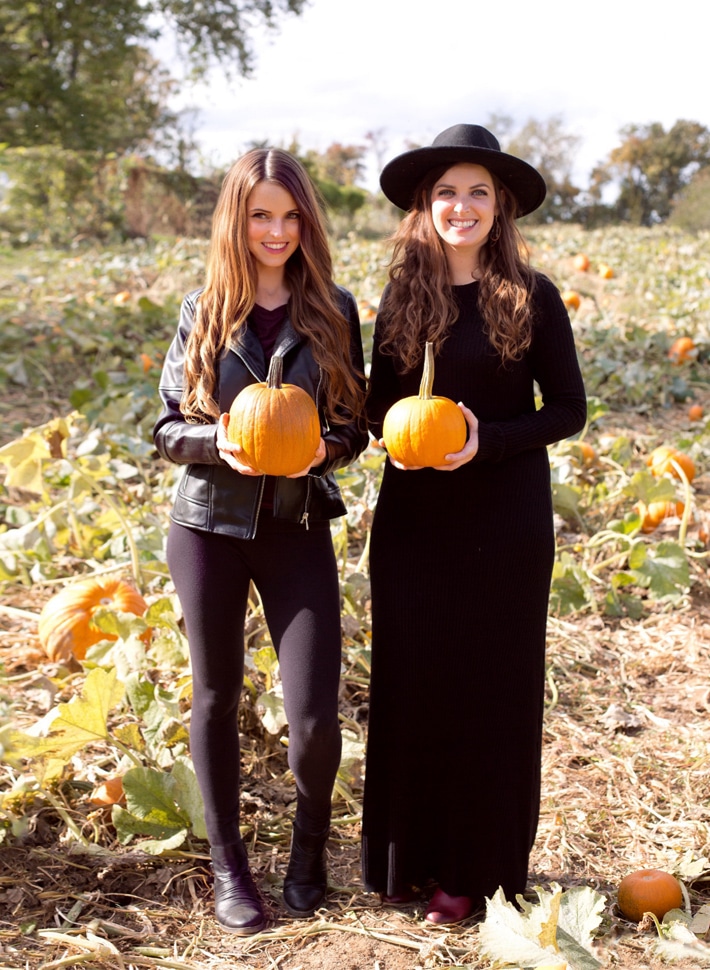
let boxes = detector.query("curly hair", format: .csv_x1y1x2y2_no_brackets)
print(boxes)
378,164,538,371
181,148,364,423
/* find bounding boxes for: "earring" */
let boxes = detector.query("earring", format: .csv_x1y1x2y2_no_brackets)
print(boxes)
489,217,501,243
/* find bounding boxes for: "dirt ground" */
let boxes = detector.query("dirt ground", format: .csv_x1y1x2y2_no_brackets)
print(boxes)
1,399,709,969
2,576,710,969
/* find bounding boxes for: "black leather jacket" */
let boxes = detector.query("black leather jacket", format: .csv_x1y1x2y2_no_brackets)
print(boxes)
153,286,368,539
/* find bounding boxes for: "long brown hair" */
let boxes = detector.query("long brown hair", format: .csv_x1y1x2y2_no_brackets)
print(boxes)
181,148,363,423
378,164,537,371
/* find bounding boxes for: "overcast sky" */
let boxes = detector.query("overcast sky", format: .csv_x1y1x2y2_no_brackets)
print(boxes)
165,0,710,192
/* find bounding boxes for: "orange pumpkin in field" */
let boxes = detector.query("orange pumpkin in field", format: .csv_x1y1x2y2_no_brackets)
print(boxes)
561,290,581,311
668,337,697,364
573,253,590,272
646,446,696,483
636,500,685,534
382,341,467,467
89,774,126,806
38,577,148,662
575,441,596,464
617,869,683,922
688,404,704,421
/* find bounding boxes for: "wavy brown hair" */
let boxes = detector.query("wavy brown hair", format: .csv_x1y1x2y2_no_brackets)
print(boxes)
378,164,538,371
181,148,364,423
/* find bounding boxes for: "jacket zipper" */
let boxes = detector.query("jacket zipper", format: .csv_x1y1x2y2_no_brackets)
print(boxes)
301,476,312,529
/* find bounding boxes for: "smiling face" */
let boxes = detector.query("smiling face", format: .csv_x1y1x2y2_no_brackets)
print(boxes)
246,179,301,270
430,163,498,268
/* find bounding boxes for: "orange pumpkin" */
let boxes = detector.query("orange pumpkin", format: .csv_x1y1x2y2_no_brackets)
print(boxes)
688,403,704,421
636,500,685,534
668,337,697,364
598,263,614,279
574,441,597,464
89,774,126,806
382,342,467,467
227,355,320,477
38,577,148,662
561,290,581,311
646,446,696,483
617,869,683,922
573,253,590,272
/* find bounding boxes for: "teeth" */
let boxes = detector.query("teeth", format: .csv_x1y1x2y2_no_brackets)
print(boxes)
450,219,476,228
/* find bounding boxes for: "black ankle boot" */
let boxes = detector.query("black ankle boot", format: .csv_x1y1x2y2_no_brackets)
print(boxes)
210,843,266,935
283,823,329,917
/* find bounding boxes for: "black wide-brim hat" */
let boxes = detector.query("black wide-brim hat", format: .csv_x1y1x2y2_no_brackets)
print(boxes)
380,124,546,217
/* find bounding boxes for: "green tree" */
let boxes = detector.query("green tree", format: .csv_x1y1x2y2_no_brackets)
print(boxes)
0,0,307,153
589,120,710,225
303,142,367,187
670,168,710,233
498,115,582,223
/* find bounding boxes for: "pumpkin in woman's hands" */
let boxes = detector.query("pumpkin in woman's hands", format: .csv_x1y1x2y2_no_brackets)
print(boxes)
227,354,320,476
38,577,148,662
382,342,467,467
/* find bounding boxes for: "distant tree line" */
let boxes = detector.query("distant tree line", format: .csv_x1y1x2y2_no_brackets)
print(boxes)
1,0,709,242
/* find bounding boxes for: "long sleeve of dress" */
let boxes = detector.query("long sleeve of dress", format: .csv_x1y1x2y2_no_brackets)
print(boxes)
474,277,587,462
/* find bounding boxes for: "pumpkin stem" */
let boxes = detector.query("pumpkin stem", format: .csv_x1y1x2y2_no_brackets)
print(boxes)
418,342,435,400
267,355,284,390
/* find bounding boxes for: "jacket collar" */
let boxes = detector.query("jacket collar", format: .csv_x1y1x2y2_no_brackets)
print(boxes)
227,314,303,380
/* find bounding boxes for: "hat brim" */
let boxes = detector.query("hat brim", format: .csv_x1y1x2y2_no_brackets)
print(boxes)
380,145,546,217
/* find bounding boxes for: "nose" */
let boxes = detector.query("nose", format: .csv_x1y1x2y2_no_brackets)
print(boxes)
453,198,469,212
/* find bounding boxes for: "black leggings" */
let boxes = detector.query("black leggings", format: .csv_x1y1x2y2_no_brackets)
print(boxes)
167,517,343,846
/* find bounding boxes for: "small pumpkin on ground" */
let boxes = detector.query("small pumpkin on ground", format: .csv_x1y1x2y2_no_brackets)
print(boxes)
574,441,596,464
617,868,683,922
646,445,696,483
38,577,148,662
688,403,704,421
89,774,126,807
227,355,320,477
668,336,697,364
382,341,467,467
635,500,685,534
561,290,581,311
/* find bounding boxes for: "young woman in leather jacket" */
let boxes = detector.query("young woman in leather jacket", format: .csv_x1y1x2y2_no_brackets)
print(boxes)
153,148,367,935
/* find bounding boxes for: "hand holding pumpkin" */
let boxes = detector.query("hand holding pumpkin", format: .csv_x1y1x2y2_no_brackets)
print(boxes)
218,412,326,477
217,413,262,476
432,402,478,471
382,402,478,471
285,436,327,477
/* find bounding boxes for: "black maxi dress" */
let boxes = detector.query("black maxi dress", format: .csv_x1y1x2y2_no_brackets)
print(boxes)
361,276,587,907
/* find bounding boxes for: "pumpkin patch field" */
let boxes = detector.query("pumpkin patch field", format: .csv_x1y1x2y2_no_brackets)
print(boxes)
0,223,709,970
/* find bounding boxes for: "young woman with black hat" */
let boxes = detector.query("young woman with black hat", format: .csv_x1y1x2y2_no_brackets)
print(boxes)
154,148,367,934
361,125,586,925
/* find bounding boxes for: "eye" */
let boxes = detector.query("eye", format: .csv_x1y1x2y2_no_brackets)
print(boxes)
286,211,301,220
250,211,269,219
436,188,454,198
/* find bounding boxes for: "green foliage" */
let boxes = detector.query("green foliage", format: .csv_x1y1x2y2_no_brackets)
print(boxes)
0,148,126,244
0,0,173,153
670,168,710,233
0,0,306,154
590,120,710,225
